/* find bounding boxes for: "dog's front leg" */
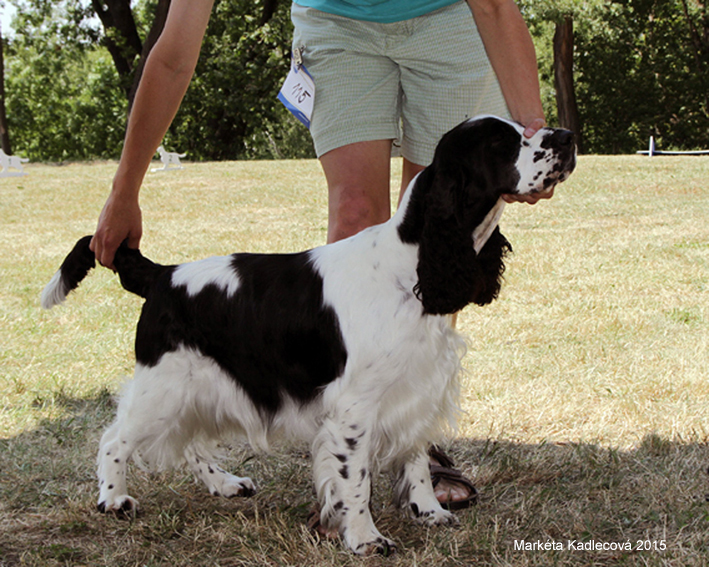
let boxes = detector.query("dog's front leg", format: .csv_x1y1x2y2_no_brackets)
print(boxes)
312,417,396,556
393,450,457,526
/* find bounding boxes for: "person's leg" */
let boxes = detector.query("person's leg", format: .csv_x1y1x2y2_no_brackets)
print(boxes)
399,157,426,203
321,139,393,244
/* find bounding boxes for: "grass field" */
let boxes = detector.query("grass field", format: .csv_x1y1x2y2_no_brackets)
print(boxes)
1,155,708,566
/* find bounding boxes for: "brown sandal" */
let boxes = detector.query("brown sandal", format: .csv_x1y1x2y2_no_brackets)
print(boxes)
429,446,478,510
306,503,339,540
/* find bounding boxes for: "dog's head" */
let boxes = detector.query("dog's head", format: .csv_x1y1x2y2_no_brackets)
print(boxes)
399,115,576,315
431,115,576,209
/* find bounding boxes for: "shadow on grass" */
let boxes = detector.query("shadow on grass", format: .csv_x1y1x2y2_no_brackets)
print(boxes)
1,391,708,566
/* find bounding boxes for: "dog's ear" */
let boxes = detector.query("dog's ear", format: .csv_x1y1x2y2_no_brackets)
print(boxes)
411,163,510,314
414,213,511,315
467,227,512,306
400,118,517,314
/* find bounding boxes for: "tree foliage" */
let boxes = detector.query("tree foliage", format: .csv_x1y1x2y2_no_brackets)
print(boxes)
4,0,313,161
5,0,127,160
165,0,314,160
522,0,709,153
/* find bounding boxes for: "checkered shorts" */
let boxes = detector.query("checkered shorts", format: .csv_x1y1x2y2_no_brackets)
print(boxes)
290,1,508,165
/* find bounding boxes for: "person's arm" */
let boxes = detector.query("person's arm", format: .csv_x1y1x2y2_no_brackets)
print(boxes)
467,0,544,136
467,0,551,204
91,0,214,269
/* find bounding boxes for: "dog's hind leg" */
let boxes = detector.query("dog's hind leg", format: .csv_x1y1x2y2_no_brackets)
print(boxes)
393,451,457,526
96,359,188,516
96,352,259,515
184,445,256,498
97,420,139,516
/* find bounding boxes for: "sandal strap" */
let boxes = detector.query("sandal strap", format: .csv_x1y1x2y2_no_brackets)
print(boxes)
429,459,479,510
428,445,457,469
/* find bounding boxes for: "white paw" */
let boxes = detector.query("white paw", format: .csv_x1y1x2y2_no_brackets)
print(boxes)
352,536,397,556
212,475,257,498
345,529,397,556
97,494,139,517
409,502,459,526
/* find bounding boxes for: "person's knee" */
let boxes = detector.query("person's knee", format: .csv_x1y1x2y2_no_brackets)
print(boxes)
328,186,390,242
320,140,392,243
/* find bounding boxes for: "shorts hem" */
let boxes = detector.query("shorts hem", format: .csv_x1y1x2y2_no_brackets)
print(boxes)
400,137,436,167
312,118,400,157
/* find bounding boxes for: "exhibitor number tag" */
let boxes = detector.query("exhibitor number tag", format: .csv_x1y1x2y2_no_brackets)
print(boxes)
278,57,315,129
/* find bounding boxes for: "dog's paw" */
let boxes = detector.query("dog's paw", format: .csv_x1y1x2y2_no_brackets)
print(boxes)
353,536,397,556
97,495,139,518
212,476,257,498
410,504,459,527
345,528,397,556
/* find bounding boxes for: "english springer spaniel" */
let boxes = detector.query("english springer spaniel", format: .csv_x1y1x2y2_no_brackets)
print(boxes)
41,116,576,555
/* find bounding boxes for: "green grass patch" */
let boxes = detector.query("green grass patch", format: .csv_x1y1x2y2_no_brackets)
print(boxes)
1,156,708,565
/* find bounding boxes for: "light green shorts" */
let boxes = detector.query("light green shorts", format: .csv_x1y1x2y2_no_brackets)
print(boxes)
290,1,508,165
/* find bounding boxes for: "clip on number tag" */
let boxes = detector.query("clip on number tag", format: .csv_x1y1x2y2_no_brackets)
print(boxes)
278,53,315,128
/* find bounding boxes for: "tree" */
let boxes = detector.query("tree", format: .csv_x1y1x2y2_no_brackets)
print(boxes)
3,0,310,160
678,0,709,139
163,0,303,160
522,0,709,154
80,0,308,159
90,0,142,97
553,16,582,152
519,0,595,150
90,0,285,112
575,0,708,153
0,15,11,154
4,0,127,160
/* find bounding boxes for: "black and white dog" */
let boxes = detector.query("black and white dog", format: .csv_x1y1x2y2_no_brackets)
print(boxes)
41,116,575,555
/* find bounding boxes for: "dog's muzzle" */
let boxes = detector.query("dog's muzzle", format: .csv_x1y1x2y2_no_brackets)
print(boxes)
543,129,577,190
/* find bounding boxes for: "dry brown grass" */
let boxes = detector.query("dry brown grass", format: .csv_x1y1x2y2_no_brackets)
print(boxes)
1,156,708,565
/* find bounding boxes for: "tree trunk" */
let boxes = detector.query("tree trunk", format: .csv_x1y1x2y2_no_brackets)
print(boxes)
260,0,279,25
0,26,11,155
553,16,583,152
91,0,143,97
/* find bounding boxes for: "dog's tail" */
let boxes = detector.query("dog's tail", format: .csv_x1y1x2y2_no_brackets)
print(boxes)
41,235,169,309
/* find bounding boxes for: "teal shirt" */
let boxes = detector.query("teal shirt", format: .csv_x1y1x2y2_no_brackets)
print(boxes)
293,0,462,23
